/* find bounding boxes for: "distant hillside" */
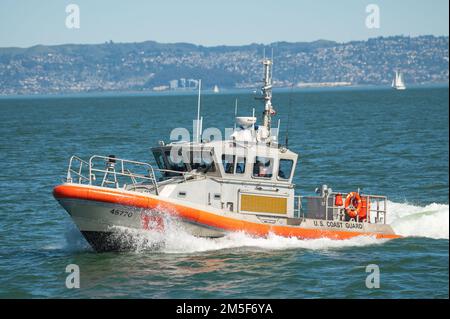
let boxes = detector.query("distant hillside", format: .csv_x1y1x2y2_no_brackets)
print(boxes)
0,36,448,95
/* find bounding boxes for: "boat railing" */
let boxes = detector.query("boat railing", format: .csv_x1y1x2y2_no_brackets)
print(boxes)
65,155,159,194
66,155,90,184
294,195,305,220
89,155,160,194
295,192,388,224
155,168,203,182
66,155,205,194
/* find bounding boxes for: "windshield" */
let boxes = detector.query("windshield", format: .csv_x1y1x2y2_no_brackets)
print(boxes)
190,151,216,173
152,150,167,170
165,150,188,172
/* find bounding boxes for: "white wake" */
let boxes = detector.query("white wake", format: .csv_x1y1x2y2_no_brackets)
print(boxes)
87,200,450,253
111,224,388,254
388,201,449,240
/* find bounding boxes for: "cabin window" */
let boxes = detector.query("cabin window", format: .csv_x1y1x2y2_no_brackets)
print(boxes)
189,151,216,173
222,154,235,174
153,150,167,170
235,157,246,174
253,156,273,178
278,159,293,180
191,151,202,170
165,150,188,172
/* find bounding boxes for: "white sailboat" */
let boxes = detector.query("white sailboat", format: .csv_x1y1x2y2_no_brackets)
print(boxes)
213,85,220,93
392,70,406,90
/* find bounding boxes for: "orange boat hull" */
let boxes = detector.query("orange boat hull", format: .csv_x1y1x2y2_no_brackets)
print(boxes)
53,184,401,251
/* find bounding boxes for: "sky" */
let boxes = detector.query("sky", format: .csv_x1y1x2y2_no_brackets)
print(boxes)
0,0,448,48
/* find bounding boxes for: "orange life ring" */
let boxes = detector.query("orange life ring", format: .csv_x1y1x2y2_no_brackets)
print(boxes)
345,192,362,219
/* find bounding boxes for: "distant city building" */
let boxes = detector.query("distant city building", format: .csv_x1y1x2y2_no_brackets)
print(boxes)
169,80,178,90
153,85,169,91
188,79,199,89
168,78,199,90
179,78,186,89
0,35,447,95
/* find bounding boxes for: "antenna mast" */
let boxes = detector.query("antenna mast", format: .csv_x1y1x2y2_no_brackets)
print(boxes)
234,98,238,130
261,58,275,136
196,79,202,143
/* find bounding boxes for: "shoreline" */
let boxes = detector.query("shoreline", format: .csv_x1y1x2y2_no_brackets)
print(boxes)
0,82,448,100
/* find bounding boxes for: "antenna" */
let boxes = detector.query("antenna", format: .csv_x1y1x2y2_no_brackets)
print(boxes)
196,79,202,143
261,58,273,134
271,48,274,74
234,98,238,130
252,107,255,131
277,118,281,143
200,116,203,142
285,62,299,149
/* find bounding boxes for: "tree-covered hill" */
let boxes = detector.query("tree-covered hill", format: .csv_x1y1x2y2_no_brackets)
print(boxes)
0,36,447,95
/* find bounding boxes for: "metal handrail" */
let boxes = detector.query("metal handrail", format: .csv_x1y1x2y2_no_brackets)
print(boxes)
65,155,160,194
155,168,200,182
66,154,206,190
66,155,91,184
294,195,304,220
295,192,388,225
88,155,159,194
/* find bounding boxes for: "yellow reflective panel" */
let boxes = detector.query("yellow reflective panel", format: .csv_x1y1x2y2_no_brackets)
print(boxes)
240,194,287,214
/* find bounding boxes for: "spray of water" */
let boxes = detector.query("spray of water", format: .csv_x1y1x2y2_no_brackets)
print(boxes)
107,200,448,253
63,200,448,253
388,201,449,240
110,222,387,254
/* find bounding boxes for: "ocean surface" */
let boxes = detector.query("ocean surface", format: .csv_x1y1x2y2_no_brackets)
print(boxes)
0,86,448,298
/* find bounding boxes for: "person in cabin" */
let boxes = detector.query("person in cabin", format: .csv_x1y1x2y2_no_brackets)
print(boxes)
257,160,271,177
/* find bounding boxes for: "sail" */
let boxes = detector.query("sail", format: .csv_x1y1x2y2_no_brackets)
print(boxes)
392,70,406,89
398,73,405,86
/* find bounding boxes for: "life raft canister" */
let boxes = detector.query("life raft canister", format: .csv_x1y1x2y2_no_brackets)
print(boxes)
344,192,363,219
335,193,343,206
359,196,369,221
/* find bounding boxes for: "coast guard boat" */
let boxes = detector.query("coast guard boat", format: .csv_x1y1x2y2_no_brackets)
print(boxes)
53,58,401,251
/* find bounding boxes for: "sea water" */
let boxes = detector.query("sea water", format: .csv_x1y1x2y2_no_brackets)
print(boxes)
0,86,448,298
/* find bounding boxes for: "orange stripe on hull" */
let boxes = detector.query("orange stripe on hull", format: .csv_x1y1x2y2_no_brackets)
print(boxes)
53,184,402,240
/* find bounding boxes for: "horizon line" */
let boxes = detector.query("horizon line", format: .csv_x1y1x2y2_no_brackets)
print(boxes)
1,33,448,50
